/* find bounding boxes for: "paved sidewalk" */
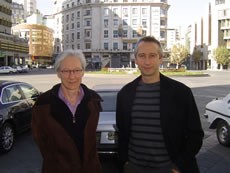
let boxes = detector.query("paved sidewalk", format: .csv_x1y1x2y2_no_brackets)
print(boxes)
197,133,230,173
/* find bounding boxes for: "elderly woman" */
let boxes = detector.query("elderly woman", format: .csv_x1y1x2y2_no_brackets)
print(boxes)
31,49,102,173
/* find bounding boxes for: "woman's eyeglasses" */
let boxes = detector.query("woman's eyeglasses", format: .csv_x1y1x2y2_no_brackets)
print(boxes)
60,69,83,76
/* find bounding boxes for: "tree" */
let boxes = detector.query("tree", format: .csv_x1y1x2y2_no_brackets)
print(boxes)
192,49,202,63
170,44,189,67
192,49,203,70
213,46,230,68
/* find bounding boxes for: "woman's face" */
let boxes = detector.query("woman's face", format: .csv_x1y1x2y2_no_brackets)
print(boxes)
57,56,84,91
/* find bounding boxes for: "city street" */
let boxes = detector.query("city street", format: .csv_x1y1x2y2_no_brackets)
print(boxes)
0,70,230,172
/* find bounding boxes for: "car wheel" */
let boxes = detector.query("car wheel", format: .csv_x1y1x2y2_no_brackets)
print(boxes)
0,123,15,153
216,121,230,147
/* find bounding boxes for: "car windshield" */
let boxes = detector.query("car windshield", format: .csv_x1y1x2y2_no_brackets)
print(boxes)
97,91,117,111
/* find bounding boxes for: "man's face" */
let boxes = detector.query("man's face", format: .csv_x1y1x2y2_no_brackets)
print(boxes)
135,41,162,78
57,56,84,91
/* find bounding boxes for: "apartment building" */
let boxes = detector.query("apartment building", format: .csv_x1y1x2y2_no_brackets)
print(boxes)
0,0,29,66
11,2,25,26
53,0,169,68
166,28,182,50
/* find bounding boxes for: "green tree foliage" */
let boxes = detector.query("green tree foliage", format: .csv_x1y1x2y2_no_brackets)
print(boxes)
170,44,189,65
213,46,230,66
192,49,203,62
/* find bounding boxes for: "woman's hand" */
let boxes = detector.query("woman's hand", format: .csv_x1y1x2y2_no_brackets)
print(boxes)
171,168,180,173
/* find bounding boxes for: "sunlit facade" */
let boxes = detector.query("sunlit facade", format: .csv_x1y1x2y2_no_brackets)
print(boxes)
53,0,169,68
186,0,230,70
12,23,54,64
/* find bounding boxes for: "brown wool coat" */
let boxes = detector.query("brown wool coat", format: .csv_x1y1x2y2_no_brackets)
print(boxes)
31,85,102,173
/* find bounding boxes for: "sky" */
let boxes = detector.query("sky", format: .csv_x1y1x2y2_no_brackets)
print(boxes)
36,0,211,29
167,0,210,29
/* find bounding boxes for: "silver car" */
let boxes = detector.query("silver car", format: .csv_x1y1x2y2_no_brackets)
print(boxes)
95,85,122,155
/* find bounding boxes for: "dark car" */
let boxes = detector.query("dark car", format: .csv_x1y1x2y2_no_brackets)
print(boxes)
0,80,40,153
94,84,123,155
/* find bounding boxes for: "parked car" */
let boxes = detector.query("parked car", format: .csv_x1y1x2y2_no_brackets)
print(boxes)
0,66,17,74
0,80,40,153
12,65,28,73
94,84,123,155
204,93,230,147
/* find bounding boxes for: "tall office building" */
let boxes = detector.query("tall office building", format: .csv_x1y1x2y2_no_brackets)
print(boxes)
185,0,230,70
53,0,169,68
13,0,37,17
11,2,25,26
0,0,29,66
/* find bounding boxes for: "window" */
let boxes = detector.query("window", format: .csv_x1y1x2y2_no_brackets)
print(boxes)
160,31,165,39
104,19,108,28
113,8,118,16
104,42,109,50
20,84,39,100
160,9,166,15
77,32,80,39
132,30,138,37
132,8,138,15
71,23,74,29
85,43,91,49
77,11,80,18
215,0,225,4
66,14,69,22
142,19,147,27
142,8,147,15
71,13,74,21
77,22,80,28
113,30,118,38
71,33,74,41
104,8,109,16
66,24,69,30
123,19,128,25
104,30,108,38
113,42,118,49
1,88,10,103
85,30,91,37
85,9,91,16
123,30,128,37
132,19,137,25
86,20,91,26
66,34,69,43
142,30,146,36
2,85,23,103
132,43,136,49
160,20,166,26
123,8,128,17
113,19,119,26
123,42,128,50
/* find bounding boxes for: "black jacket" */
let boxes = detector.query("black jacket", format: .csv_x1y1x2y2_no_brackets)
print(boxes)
116,74,204,173
32,83,102,173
